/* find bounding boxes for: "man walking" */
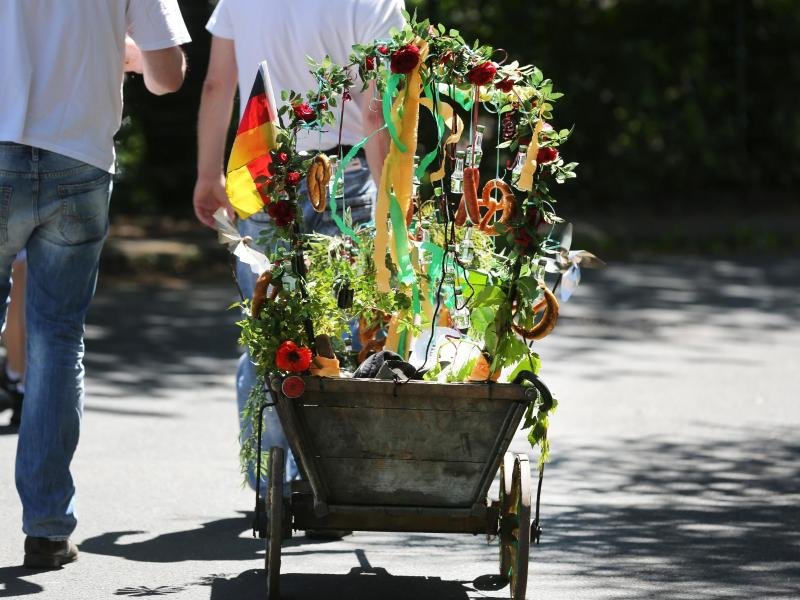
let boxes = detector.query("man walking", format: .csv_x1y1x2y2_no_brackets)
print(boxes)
0,0,190,568
192,0,405,497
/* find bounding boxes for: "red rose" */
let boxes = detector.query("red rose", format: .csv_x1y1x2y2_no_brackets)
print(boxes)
496,77,516,93
285,171,302,186
514,228,535,251
275,341,313,373
316,96,328,110
390,44,421,74
292,102,316,122
536,146,559,164
267,199,295,227
273,151,289,165
467,62,497,86
365,55,376,71
377,44,389,55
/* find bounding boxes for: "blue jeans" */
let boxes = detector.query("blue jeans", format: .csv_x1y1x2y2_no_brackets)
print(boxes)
0,142,111,540
236,155,375,493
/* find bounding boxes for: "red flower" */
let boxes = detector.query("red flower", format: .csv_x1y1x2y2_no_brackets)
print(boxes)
275,341,313,373
467,62,497,86
285,171,302,187
292,102,316,122
273,151,289,165
316,96,328,110
365,55,376,71
377,44,390,55
390,44,421,74
514,228,535,251
496,77,516,93
536,146,559,164
267,199,295,227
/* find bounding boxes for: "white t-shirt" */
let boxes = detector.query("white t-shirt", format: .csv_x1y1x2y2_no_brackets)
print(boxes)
207,0,405,152
0,0,191,173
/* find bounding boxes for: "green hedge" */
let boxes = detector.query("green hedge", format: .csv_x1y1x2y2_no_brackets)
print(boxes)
113,0,800,217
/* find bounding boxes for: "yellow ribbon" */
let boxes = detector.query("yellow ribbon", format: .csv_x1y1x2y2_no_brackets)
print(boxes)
516,118,544,192
374,39,429,292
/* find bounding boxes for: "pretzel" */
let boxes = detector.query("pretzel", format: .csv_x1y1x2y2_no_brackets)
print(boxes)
251,270,281,318
477,178,516,236
306,154,330,212
511,284,559,340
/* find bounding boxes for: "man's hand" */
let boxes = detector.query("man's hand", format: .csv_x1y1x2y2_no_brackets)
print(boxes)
124,35,143,73
193,173,234,229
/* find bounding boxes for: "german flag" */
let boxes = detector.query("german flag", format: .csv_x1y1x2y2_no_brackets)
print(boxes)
225,61,279,219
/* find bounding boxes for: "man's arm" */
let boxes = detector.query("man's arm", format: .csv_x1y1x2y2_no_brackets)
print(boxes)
362,81,390,186
193,35,238,228
141,46,186,95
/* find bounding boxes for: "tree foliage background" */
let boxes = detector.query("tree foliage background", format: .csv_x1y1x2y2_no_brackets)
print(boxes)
115,0,800,221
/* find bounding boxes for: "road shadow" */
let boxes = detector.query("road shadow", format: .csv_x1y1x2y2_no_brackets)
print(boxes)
538,424,800,599
84,282,240,400
80,513,262,563
80,512,353,565
544,256,800,381
207,567,471,600
0,566,44,597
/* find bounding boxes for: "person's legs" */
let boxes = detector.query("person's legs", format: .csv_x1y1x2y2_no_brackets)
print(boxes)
5,255,27,379
236,214,298,493
0,144,33,424
1,255,28,425
13,146,110,544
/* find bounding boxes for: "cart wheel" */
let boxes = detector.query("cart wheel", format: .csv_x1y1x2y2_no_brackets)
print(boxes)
266,446,285,600
498,452,515,579
499,453,531,600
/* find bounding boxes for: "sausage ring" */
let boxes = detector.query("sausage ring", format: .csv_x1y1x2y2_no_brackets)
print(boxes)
511,284,559,340
306,154,331,213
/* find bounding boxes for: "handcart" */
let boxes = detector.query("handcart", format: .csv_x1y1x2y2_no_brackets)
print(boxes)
254,371,554,600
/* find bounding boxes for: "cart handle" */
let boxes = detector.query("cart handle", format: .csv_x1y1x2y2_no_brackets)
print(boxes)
512,370,554,411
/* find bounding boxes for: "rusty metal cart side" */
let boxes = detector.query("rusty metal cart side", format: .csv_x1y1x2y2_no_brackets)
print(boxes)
258,373,553,600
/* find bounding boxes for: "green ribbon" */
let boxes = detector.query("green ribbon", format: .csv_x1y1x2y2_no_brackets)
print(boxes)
383,74,406,153
421,241,455,311
417,83,446,181
328,125,387,244
438,82,474,111
388,192,416,286
397,328,408,359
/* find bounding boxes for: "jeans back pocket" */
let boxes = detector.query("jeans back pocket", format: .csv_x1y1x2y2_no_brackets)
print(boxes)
57,173,112,245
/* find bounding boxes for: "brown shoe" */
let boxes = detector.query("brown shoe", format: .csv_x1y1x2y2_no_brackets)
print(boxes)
23,536,79,569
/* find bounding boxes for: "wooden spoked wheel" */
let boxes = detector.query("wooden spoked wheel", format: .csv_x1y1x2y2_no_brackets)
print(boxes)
498,452,515,579
499,453,532,600
266,446,285,600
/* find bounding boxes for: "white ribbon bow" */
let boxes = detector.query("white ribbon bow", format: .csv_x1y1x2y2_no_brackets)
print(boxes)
213,208,271,275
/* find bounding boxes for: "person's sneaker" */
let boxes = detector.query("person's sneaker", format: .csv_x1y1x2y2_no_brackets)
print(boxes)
23,537,79,569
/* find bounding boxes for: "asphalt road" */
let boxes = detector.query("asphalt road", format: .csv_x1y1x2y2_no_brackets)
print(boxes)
1,256,798,599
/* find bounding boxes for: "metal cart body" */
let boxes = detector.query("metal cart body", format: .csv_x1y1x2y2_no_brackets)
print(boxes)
259,374,552,600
